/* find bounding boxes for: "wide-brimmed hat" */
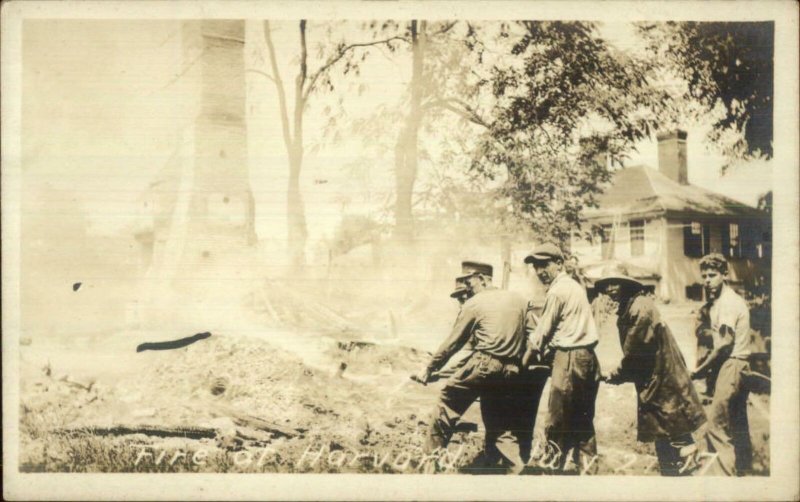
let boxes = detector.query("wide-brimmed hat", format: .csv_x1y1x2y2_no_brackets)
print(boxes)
594,264,644,290
524,243,564,264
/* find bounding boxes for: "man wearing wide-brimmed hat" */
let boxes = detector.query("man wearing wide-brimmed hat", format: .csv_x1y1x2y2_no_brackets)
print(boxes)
596,265,707,476
415,260,529,472
522,242,601,474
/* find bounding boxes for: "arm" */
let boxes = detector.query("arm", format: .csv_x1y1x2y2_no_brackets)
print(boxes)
694,304,713,349
528,292,563,354
691,325,734,379
425,306,476,374
521,302,541,366
607,302,654,384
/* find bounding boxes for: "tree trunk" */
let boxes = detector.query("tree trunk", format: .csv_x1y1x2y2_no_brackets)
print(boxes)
393,20,426,242
287,146,307,271
287,21,310,271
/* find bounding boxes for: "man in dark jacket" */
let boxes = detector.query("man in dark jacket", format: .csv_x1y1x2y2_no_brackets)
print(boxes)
596,267,707,476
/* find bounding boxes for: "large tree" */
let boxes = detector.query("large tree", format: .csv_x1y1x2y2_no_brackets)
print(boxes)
637,21,774,162
342,20,478,241
254,21,402,270
336,21,669,245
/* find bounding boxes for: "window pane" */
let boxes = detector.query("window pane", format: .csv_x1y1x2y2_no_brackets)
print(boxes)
601,224,613,259
684,221,703,257
630,220,644,256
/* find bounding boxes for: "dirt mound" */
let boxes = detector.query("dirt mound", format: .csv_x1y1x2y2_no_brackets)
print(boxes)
20,333,475,473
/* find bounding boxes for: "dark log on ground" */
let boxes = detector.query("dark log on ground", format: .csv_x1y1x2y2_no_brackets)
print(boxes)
136,332,212,353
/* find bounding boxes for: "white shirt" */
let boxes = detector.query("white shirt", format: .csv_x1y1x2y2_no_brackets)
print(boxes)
710,284,751,359
529,272,599,351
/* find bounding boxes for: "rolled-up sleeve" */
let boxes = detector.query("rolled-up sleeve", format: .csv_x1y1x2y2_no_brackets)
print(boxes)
529,292,563,353
428,306,476,372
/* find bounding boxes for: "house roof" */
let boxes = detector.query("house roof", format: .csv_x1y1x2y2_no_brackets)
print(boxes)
583,165,766,222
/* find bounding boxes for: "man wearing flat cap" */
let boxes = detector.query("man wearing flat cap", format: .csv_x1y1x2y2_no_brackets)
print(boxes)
692,253,753,476
449,276,471,305
596,266,706,476
416,260,529,472
522,242,601,474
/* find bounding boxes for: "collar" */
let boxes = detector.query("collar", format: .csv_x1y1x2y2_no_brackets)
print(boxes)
620,290,646,317
544,271,569,291
708,283,732,306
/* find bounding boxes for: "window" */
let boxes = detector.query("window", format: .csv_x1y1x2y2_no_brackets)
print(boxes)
722,223,742,258
684,221,710,257
600,224,614,259
630,220,645,256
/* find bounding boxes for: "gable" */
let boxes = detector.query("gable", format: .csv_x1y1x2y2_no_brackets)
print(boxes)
584,166,766,222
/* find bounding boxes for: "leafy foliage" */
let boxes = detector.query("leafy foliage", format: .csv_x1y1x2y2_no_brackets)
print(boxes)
637,22,774,161
464,21,667,243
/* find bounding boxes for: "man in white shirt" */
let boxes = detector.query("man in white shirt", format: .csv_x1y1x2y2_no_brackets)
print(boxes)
691,253,752,476
522,243,601,474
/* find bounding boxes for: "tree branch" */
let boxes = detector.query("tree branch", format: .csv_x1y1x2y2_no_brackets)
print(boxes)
424,97,491,129
245,68,276,83
303,35,410,102
264,21,294,153
430,21,458,37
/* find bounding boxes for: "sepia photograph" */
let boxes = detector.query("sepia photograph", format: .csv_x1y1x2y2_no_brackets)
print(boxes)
2,1,798,500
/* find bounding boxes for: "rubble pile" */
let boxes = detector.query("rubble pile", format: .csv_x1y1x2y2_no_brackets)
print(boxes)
20,332,481,472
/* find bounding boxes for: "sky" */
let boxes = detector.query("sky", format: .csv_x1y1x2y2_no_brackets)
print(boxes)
21,19,773,246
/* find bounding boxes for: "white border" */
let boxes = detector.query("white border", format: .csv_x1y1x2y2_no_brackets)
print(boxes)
3,1,798,500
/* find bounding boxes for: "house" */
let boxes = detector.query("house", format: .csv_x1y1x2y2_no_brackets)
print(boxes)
572,130,771,302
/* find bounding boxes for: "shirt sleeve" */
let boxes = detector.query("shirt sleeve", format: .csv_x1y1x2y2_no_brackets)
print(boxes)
736,302,751,342
717,302,740,332
617,300,656,381
529,289,564,353
427,304,477,372
525,301,539,334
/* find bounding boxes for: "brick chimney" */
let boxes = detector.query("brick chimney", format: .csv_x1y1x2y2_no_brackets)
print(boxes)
657,129,688,184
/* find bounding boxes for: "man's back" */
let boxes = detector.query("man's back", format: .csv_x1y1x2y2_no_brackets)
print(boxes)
540,272,598,349
462,288,527,360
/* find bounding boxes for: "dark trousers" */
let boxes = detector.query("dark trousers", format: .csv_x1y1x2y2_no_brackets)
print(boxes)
544,346,600,474
507,367,549,464
654,433,696,476
705,358,753,476
427,351,524,471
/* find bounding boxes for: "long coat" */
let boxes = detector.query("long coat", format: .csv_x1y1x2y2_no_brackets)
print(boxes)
616,293,707,442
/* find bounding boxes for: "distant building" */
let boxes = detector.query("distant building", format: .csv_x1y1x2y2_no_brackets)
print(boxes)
129,21,260,329
572,130,771,302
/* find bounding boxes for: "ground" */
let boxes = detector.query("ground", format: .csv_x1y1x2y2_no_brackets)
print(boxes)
18,299,769,475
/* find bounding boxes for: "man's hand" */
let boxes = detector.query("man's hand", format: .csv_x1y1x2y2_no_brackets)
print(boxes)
602,367,622,385
521,346,540,368
411,367,431,385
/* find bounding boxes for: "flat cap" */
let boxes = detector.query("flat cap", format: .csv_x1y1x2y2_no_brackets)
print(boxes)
458,261,493,279
449,276,469,298
524,243,564,264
